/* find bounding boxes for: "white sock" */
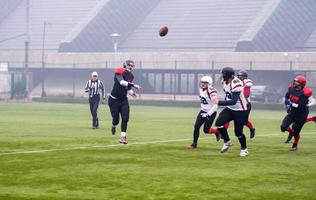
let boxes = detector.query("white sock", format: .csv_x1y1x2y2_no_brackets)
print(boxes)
121,132,126,137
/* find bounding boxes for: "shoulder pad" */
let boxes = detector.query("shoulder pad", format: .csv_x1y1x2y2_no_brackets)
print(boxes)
208,88,217,94
231,78,243,91
303,87,313,97
115,68,125,75
244,79,253,87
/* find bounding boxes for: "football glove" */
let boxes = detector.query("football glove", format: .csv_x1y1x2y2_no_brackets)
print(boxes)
284,98,292,108
200,113,209,118
133,84,141,90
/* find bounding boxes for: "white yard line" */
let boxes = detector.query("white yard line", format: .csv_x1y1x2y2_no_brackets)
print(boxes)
0,138,192,156
0,132,314,156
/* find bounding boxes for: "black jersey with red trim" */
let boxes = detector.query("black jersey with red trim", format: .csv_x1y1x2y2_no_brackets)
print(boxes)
110,68,134,100
286,84,313,114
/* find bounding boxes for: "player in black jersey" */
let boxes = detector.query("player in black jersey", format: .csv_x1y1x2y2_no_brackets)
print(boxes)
108,60,141,144
281,75,313,151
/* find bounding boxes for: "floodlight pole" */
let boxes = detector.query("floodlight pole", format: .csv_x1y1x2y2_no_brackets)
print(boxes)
41,21,47,97
24,0,30,73
110,33,120,53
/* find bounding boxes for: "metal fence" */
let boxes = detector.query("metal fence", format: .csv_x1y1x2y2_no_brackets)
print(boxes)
3,60,316,101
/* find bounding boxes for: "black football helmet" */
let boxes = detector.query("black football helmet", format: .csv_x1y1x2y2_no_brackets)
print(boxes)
221,67,235,81
237,70,248,80
123,60,135,68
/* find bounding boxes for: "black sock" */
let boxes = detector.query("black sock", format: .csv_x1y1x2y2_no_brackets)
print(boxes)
238,134,247,149
193,128,200,144
218,127,230,142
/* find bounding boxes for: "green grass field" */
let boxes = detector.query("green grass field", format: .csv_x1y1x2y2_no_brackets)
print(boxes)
0,103,315,200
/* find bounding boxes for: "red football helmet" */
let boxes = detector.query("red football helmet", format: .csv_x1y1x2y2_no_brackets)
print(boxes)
293,75,306,88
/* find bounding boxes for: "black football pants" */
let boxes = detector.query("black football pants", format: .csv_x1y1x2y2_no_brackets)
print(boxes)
280,112,308,137
89,95,100,127
215,107,248,149
192,111,216,144
108,96,130,132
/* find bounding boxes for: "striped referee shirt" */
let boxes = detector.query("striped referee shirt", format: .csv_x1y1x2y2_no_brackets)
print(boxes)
85,79,105,98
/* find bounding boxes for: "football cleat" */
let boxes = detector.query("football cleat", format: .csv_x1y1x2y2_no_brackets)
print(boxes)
290,144,298,151
187,143,197,149
215,131,221,142
290,147,298,151
250,128,255,139
313,116,316,123
285,133,293,143
111,126,116,135
220,140,233,153
119,136,128,144
240,149,249,157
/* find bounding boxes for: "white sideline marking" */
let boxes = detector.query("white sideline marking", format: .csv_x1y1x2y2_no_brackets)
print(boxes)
0,132,314,156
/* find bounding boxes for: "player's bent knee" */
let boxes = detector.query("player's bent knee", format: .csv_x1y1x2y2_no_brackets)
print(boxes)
234,131,243,137
280,125,287,132
203,128,209,134
113,118,120,125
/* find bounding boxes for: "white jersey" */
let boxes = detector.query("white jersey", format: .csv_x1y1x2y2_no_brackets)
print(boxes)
242,78,253,103
199,87,217,112
223,77,248,111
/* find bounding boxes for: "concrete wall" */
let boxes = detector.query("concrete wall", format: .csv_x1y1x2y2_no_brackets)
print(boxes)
1,52,316,70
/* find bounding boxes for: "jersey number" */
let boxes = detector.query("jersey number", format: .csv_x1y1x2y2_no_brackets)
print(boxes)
225,92,232,99
200,96,208,104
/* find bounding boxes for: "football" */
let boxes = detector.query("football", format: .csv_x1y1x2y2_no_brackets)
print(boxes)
159,26,168,37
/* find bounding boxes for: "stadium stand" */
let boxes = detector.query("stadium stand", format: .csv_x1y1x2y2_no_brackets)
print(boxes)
298,29,316,51
119,0,275,52
236,0,316,52
0,0,100,51
0,0,316,52
59,0,160,52
0,0,23,25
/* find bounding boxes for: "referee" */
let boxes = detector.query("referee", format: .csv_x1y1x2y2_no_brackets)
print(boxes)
85,71,105,129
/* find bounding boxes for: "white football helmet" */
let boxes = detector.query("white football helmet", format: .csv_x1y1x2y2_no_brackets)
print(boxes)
200,76,213,88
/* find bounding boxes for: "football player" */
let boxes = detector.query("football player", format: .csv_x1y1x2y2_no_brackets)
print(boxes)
208,70,255,139
283,81,315,143
281,75,313,151
237,70,256,139
215,67,249,157
187,76,220,149
108,60,141,144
